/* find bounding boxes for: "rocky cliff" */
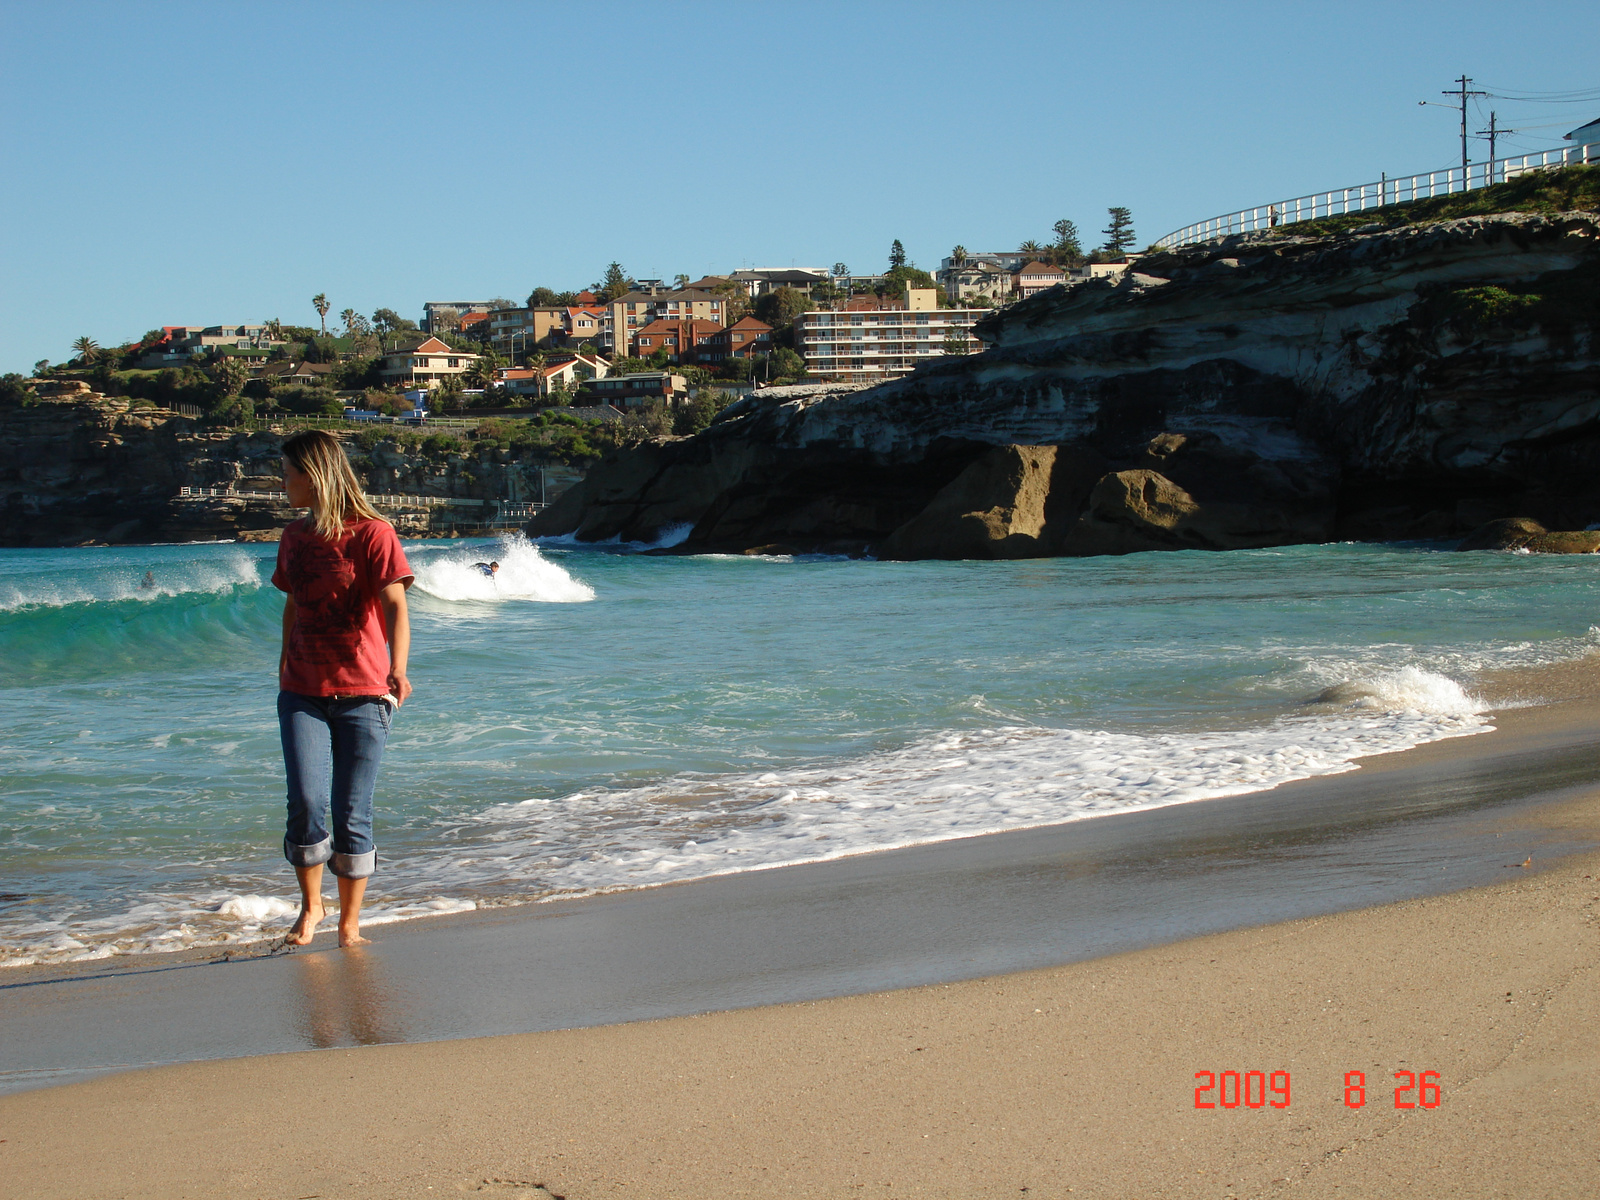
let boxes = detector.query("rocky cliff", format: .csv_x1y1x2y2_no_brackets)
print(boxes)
531,207,1600,556
0,389,564,546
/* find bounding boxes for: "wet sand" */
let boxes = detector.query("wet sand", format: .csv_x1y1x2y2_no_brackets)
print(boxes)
3,664,1600,1197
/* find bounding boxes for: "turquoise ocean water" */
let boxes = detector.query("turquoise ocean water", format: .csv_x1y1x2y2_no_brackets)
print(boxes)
2,534,1598,968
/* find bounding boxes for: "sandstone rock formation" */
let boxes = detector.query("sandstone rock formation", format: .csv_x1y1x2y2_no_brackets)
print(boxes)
533,206,1600,558
1457,517,1600,554
0,395,563,545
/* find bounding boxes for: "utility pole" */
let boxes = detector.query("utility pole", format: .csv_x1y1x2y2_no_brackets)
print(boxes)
1477,112,1514,184
1444,75,1488,185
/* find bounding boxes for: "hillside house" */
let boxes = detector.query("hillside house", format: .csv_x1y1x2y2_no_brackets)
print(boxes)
378,336,480,388
577,372,689,408
1012,260,1067,299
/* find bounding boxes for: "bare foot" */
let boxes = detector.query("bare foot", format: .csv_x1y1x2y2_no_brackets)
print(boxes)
285,903,325,946
338,927,370,948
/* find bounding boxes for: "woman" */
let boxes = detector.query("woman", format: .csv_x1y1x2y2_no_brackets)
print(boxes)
273,429,414,947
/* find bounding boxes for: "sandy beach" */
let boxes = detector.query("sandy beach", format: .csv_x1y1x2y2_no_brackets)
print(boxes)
3,671,1600,1198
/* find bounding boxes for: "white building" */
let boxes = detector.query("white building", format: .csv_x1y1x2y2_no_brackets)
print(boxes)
795,290,984,385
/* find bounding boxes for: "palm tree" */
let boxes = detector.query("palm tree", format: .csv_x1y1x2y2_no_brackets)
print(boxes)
1018,240,1044,260
72,336,99,363
951,245,969,267
312,293,330,336
340,308,356,336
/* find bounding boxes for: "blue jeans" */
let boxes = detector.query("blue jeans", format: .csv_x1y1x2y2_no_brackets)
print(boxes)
278,691,393,879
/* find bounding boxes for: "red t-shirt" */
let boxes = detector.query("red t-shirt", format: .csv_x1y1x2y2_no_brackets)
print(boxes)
272,517,414,696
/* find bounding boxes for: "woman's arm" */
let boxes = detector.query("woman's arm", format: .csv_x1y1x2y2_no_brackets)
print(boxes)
379,581,412,704
280,595,296,681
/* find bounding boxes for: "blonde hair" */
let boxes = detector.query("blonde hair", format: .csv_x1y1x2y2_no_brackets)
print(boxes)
281,429,385,540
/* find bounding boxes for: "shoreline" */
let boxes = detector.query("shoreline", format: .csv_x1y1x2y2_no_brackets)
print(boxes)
2,758,1597,1197
2,664,1600,1194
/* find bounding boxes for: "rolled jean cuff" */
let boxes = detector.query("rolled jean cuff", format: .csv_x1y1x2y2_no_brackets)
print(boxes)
330,849,376,879
285,835,333,868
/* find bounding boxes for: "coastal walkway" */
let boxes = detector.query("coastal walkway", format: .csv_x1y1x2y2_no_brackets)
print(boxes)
1155,138,1600,249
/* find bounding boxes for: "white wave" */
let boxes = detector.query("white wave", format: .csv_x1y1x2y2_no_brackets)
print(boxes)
410,533,594,603
1309,666,1484,715
429,672,1492,901
216,894,297,922
0,553,263,611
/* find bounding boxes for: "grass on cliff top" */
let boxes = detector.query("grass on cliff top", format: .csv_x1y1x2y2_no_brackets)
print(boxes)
1256,163,1600,240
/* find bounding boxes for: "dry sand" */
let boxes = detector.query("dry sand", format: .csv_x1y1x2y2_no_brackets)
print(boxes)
4,682,1600,1198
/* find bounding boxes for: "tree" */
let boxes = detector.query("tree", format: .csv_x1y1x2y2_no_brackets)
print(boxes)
301,336,339,363
674,273,690,289
1050,219,1084,267
527,287,578,308
1018,240,1045,259
753,286,814,334
597,262,633,303
263,318,285,342
371,308,417,337
674,387,731,436
832,262,849,278
463,357,496,389
1101,207,1136,258
877,265,939,304
33,360,50,377
72,336,99,363
951,245,969,267
208,355,248,400
768,347,805,381
941,331,972,356
312,293,330,336
889,239,907,270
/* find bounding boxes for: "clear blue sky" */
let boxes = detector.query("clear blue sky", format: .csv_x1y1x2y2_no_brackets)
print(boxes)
3,0,1597,373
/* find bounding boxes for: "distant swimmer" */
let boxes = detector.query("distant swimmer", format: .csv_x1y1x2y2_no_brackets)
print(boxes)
474,561,500,579
138,571,156,590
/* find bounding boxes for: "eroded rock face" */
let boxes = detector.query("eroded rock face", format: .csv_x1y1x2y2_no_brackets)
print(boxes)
0,397,564,545
532,208,1600,559
1457,517,1600,553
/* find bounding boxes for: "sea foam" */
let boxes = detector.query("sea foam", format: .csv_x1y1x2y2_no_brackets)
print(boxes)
409,534,594,603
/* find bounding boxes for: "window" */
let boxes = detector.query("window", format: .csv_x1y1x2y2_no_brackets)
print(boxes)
639,337,652,346
412,357,428,367
447,358,460,368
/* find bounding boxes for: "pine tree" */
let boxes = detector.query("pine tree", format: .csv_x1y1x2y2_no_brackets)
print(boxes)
598,262,632,303
1050,220,1084,267
1101,208,1136,257
889,239,906,270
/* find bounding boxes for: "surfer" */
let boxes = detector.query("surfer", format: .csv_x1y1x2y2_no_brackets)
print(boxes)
274,429,414,950
138,571,156,590
474,561,500,579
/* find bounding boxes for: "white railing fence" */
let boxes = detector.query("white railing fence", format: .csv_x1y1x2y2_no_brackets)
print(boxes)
178,487,480,508
1155,141,1600,250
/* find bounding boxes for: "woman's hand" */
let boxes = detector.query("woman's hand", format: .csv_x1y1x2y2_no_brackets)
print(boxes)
387,669,413,706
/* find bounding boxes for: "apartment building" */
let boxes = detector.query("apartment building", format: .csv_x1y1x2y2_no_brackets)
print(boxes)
602,288,728,355
705,316,772,362
577,372,689,408
421,301,492,333
633,318,723,363
794,290,983,385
